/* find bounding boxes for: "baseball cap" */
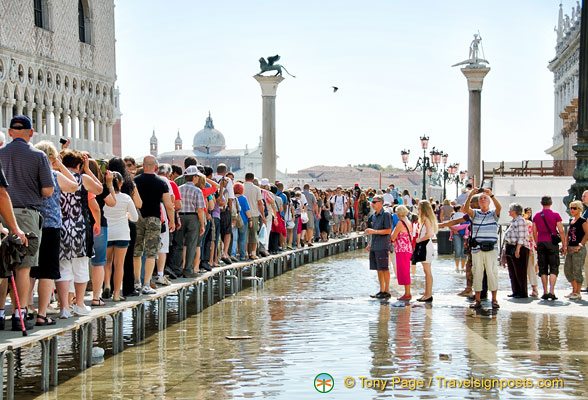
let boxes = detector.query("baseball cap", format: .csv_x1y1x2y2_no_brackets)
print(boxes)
10,115,32,130
184,166,199,176
260,178,270,186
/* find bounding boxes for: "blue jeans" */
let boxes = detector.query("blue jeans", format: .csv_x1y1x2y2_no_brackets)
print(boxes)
231,225,248,260
292,216,299,245
453,233,467,260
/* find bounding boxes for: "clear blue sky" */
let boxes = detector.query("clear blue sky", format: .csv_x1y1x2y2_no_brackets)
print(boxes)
115,0,569,172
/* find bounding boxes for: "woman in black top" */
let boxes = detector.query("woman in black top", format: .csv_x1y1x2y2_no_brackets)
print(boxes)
564,200,588,300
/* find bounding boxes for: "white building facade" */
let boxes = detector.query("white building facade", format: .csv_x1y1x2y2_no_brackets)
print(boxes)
0,0,117,158
546,2,581,161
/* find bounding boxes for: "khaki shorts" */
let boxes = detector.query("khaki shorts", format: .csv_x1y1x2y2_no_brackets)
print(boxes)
248,216,260,244
333,214,344,225
134,216,162,259
306,211,315,229
12,208,42,267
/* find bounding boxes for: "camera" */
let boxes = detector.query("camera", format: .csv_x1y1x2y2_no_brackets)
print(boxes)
59,138,68,145
478,188,484,193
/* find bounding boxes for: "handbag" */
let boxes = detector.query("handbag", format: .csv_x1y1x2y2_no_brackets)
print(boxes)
411,239,429,263
324,210,333,221
541,212,561,245
505,243,516,257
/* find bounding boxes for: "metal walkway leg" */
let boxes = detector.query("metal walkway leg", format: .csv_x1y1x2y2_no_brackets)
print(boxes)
50,336,58,387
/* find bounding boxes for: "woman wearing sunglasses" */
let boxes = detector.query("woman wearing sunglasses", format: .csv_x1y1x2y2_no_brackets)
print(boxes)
564,200,588,300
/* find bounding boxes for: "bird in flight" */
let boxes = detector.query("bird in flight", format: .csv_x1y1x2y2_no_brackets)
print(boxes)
332,86,339,93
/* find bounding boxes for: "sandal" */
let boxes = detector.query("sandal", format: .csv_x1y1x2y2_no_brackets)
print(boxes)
492,301,500,309
112,295,126,302
470,301,482,309
36,314,56,326
91,298,106,307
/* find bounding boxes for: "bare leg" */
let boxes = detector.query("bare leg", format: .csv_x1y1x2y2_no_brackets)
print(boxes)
383,269,390,293
74,282,88,307
133,257,143,283
113,247,127,299
549,274,557,295
143,258,156,286
91,265,104,301
222,234,231,258
56,280,70,311
157,253,166,274
104,247,114,292
37,279,54,321
421,262,433,298
540,274,548,295
15,267,31,312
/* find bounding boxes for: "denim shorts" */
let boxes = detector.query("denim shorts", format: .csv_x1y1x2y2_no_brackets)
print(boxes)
91,226,108,266
107,240,130,248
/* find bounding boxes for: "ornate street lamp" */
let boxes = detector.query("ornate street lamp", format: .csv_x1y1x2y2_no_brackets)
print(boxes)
401,135,436,200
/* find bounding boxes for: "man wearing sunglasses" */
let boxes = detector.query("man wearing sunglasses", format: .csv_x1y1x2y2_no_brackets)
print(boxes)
365,195,392,299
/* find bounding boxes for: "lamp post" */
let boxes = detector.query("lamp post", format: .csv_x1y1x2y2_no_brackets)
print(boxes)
401,135,436,200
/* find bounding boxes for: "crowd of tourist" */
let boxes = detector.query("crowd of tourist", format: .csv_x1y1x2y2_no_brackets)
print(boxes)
366,181,588,310
0,115,587,332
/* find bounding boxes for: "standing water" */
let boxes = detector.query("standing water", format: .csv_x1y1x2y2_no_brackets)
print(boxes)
29,250,588,399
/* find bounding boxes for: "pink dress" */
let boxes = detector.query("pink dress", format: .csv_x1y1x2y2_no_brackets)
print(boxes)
395,230,413,285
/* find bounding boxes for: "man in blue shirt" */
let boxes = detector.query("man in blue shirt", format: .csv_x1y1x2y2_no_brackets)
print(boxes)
365,195,392,299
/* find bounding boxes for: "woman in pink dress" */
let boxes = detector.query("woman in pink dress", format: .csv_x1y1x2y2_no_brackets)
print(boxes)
391,206,413,301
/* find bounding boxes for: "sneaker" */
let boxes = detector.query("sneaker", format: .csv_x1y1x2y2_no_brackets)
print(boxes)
221,256,232,265
59,308,72,319
127,288,141,297
73,304,92,316
230,256,239,263
154,275,172,286
12,316,34,331
565,292,574,298
569,293,580,300
142,286,156,295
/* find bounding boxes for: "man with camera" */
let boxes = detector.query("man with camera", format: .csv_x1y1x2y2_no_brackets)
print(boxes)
464,187,502,309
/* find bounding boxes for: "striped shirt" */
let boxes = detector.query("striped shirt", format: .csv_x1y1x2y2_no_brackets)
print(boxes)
504,215,530,248
470,209,499,253
178,182,205,213
0,139,53,209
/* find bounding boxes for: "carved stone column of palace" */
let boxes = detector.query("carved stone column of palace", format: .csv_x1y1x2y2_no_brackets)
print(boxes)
71,110,78,148
63,109,70,138
461,67,490,185
45,106,53,136
253,75,284,182
35,105,43,133
79,112,85,140
54,107,61,137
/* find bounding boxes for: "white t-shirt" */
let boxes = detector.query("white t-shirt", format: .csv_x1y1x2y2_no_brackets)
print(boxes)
330,195,348,215
214,174,235,200
383,193,394,205
451,211,465,221
104,192,139,241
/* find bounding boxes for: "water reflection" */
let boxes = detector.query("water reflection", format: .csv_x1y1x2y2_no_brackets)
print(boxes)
28,251,588,399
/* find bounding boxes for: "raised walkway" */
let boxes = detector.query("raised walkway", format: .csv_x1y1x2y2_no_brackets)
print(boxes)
0,234,368,400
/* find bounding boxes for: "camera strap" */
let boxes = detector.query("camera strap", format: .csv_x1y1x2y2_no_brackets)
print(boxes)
540,211,555,237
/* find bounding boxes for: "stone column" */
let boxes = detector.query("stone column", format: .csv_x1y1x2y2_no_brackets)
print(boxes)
6,101,14,127
253,75,284,182
461,67,490,185
79,113,86,140
71,111,78,148
106,122,113,156
54,108,62,137
26,102,34,121
35,106,43,133
0,97,5,129
16,101,24,116
63,110,70,138
45,106,53,136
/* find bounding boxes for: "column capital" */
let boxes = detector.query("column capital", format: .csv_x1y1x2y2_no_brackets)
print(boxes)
64,109,71,116
71,110,78,117
17,100,27,107
55,107,63,114
253,75,285,96
460,67,490,91
46,106,54,113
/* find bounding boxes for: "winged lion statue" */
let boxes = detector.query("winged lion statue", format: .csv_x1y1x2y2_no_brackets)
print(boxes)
256,55,296,78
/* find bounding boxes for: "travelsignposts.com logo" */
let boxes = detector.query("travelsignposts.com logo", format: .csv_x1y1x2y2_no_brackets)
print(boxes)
314,373,334,393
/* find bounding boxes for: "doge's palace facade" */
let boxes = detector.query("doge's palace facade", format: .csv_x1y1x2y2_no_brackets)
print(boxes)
0,0,116,158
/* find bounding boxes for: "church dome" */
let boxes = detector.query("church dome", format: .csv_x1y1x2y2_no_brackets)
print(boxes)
193,113,226,153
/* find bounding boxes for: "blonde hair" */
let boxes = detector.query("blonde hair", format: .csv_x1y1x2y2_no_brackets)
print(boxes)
418,200,438,233
443,199,451,206
195,175,206,189
571,200,583,212
35,140,58,160
395,205,410,217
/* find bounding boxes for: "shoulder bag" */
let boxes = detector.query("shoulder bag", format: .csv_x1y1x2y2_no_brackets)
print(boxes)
410,223,429,263
541,211,561,245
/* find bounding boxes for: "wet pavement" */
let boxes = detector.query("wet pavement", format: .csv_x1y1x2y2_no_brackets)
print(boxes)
30,249,588,399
